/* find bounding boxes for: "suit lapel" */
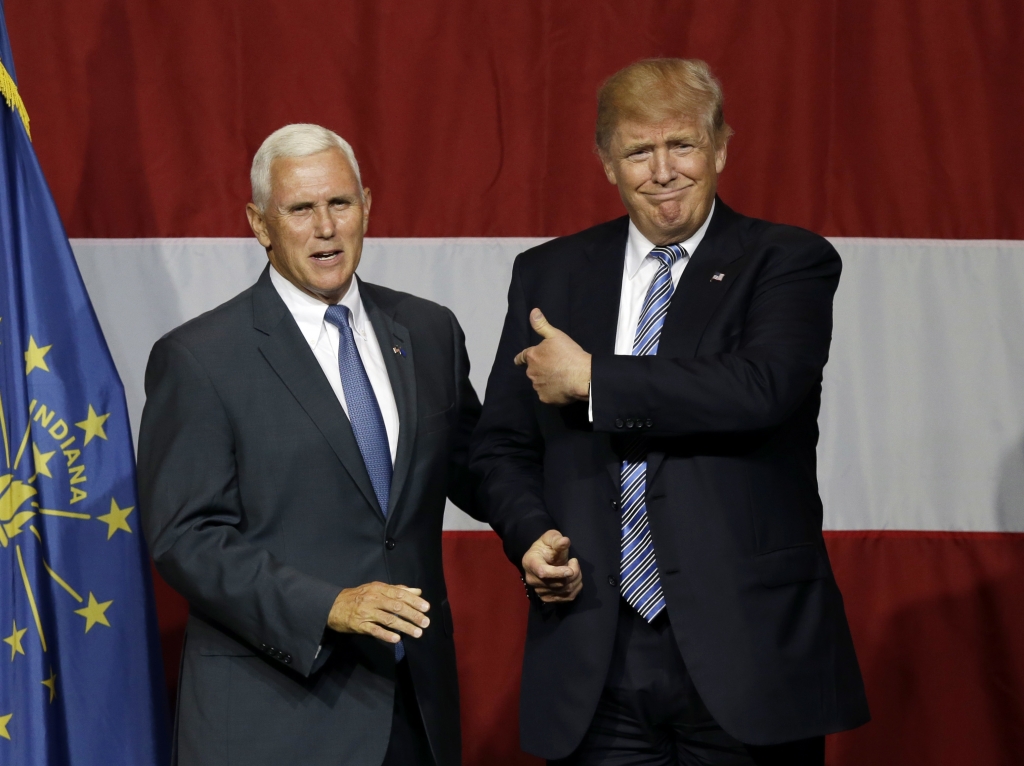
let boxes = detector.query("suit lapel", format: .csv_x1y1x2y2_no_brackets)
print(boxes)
252,268,384,519
360,282,417,527
569,218,628,357
647,199,749,481
567,218,630,496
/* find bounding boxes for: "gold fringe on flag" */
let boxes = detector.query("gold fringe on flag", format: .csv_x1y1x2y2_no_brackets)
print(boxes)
0,59,29,140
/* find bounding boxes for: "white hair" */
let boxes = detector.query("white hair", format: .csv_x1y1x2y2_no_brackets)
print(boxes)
250,123,363,211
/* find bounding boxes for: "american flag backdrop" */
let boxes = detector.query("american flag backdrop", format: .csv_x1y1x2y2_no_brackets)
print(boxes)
8,1,1024,763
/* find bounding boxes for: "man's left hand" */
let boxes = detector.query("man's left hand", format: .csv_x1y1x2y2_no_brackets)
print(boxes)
514,309,591,405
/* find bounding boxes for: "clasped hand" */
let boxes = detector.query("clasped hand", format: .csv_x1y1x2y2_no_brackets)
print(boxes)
515,309,591,405
327,582,430,645
522,530,583,602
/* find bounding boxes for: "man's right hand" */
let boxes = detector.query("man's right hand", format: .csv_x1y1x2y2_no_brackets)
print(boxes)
327,583,431,644
523,529,582,603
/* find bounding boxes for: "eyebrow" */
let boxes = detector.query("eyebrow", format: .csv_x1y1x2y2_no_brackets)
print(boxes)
620,132,705,155
284,194,356,212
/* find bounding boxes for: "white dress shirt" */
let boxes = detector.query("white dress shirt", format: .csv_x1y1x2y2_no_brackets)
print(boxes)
591,201,716,417
269,266,400,464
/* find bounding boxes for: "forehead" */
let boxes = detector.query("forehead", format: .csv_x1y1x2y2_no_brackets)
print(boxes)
612,114,707,148
269,149,359,199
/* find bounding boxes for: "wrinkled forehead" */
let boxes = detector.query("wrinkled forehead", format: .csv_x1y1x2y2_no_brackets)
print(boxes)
611,113,711,149
269,149,360,198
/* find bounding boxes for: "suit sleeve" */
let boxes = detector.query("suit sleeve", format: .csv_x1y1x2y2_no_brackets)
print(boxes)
137,336,341,677
591,237,841,436
470,257,558,568
444,308,484,518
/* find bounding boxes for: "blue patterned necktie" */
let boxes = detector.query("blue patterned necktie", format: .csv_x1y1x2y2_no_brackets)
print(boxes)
324,304,403,660
620,243,688,622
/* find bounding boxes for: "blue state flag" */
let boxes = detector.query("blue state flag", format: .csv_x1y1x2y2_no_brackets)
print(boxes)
0,6,170,764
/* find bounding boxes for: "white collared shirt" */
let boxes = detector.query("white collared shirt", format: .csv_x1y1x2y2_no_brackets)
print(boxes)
614,200,715,355
269,266,400,464
590,201,716,418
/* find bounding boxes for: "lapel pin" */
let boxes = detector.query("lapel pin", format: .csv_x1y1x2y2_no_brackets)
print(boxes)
711,272,725,282
393,345,406,357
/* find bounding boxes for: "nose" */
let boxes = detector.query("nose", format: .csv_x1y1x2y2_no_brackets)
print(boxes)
651,148,676,185
312,204,336,239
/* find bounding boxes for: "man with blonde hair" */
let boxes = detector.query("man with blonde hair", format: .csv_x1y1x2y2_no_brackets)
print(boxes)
139,123,480,766
472,59,869,764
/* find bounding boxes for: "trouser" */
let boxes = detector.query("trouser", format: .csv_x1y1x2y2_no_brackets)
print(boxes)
381,658,435,766
550,601,825,766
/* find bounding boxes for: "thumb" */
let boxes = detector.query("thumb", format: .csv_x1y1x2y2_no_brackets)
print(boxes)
530,308,561,340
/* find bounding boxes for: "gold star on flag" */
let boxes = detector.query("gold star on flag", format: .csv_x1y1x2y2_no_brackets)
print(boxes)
24,336,51,374
97,498,133,540
0,713,10,740
74,593,112,633
75,405,110,446
3,621,27,661
33,443,56,479
41,668,57,703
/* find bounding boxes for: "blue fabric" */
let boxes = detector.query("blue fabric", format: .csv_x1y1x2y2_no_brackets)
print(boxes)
620,244,687,622
324,304,404,660
324,304,393,515
0,6,170,762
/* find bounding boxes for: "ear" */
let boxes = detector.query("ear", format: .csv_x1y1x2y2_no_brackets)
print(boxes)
599,151,618,185
246,203,272,249
714,139,728,174
361,188,372,235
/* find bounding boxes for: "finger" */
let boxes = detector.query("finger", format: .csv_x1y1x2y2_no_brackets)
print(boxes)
374,611,427,638
567,558,582,580
380,597,432,628
540,529,570,549
514,347,532,366
532,562,575,580
363,623,403,643
530,309,561,339
382,586,430,613
397,587,423,596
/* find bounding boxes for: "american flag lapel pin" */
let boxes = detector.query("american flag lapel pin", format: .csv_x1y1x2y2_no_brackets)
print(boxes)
711,272,726,282
393,345,406,357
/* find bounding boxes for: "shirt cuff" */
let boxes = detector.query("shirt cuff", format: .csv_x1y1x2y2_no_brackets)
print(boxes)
588,382,593,422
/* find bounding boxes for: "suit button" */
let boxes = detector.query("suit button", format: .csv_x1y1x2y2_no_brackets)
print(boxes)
646,419,653,428
284,655,292,664
626,418,635,428
610,499,619,509
615,418,624,428
385,538,396,550
608,575,618,587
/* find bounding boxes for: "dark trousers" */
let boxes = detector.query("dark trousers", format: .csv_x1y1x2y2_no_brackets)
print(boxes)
382,658,435,766
550,602,825,766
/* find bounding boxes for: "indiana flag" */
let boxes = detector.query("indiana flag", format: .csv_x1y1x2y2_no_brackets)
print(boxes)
0,6,169,763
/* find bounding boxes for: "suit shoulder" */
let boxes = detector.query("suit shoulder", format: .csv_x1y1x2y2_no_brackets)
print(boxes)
734,211,837,259
513,216,629,276
159,284,255,352
360,281,456,329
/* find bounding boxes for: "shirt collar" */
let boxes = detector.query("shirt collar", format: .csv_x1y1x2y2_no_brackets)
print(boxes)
624,199,716,280
268,265,370,348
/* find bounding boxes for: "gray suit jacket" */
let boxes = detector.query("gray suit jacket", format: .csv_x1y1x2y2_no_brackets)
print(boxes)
138,267,481,766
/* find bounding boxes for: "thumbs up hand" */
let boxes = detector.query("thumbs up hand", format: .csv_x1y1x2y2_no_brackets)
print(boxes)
514,309,591,405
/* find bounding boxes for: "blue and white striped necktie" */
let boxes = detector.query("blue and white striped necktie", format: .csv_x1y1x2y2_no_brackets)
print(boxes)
620,243,687,622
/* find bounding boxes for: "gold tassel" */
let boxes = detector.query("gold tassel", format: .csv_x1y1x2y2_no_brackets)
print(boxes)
0,59,30,140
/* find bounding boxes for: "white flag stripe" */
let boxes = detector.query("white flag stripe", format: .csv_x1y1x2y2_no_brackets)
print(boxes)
70,236,1024,533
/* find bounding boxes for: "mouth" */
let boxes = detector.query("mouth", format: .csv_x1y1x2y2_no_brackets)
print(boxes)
310,249,342,262
643,186,690,202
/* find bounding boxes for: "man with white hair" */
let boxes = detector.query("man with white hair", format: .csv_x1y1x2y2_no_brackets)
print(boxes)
138,123,480,766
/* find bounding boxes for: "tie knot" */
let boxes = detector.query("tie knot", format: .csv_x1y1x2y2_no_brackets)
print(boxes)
649,243,687,267
324,303,352,330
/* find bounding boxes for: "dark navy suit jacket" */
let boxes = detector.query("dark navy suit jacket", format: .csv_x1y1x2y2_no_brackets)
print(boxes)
471,200,869,758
